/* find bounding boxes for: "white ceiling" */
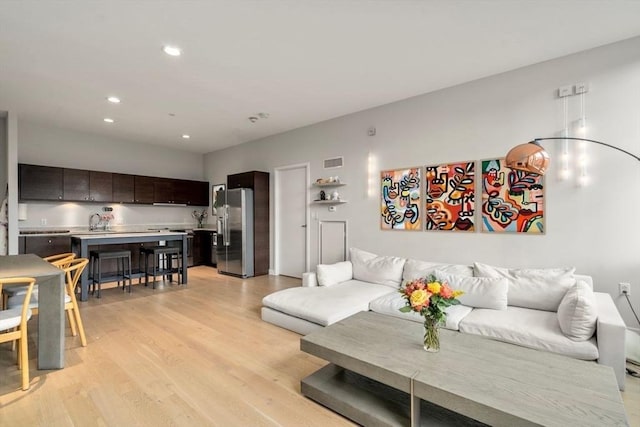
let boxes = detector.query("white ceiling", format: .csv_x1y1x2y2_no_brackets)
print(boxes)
1,1,640,154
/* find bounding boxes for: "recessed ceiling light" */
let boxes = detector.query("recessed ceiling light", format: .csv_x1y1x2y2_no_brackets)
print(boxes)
163,45,182,56
106,96,121,104
182,134,190,139
103,118,114,123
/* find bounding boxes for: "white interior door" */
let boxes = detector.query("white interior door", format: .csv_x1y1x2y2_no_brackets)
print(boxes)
276,164,308,278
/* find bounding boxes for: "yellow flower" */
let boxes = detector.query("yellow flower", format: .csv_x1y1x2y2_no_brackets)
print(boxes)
426,282,441,295
410,289,430,308
453,290,464,298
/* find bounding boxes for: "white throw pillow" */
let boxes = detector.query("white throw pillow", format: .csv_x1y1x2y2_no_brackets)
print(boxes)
473,262,576,312
557,281,597,341
434,270,508,310
316,261,353,287
403,258,473,282
350,248,405,288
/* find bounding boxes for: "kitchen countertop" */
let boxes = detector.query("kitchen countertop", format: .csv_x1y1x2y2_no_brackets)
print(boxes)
70,231,187,239
19,224,210,236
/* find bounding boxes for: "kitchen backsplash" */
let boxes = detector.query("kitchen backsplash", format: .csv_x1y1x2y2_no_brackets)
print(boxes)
18,202,210,229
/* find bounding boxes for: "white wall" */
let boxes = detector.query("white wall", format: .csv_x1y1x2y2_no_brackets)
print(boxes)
204,36,640,327
17,120,208,229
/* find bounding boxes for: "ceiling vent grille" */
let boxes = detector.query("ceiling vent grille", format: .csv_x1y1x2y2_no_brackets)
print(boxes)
324,157,344,169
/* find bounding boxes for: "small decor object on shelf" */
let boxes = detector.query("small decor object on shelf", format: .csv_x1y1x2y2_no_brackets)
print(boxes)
192,209,208,228
399,274,463,352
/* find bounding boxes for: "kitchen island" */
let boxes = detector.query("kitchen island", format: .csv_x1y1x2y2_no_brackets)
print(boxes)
71,231,188,301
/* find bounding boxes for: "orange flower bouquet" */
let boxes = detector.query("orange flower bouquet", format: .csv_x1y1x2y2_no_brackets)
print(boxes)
399,274,463,352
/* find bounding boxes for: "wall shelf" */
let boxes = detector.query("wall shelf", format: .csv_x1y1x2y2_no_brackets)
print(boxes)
312,182,346,188
312,200,347,205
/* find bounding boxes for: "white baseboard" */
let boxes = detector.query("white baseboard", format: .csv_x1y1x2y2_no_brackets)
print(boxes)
268,269,276,275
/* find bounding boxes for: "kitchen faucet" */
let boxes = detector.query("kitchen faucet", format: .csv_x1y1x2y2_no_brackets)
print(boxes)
89,213,101,231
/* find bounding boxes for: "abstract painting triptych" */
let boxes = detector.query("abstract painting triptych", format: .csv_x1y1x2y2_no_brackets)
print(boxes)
380,158,544,234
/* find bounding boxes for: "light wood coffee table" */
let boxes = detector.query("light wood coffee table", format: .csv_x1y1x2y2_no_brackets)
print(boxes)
301,311,628,426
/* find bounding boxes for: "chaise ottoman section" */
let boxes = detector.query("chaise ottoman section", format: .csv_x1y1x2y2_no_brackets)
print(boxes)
262,279,395,334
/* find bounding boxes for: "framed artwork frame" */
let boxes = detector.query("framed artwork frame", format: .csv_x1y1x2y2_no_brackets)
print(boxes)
480,158,545,234
425,160,475,232
380,167,422,230
211,183,225,215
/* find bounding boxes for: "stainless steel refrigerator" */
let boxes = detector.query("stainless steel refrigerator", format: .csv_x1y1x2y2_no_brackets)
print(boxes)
215,188,254,278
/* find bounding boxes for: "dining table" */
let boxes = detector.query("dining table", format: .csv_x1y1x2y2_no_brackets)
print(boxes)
0,254,66,369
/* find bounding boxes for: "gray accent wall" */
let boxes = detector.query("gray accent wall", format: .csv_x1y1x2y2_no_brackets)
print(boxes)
204,36,640,327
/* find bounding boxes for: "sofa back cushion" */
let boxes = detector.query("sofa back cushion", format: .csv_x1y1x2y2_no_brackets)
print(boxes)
403,258,473,282
350,248,405,288
316,261,353,287
557,281,597,341
473,262,576,312
434,270,508,310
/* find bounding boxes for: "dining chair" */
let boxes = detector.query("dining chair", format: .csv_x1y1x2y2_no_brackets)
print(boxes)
7,258,90,347
43,252,77,268
2,252,76,309
0,277,36,391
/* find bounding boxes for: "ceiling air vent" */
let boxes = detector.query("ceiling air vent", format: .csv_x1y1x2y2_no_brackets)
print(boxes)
324,157,344,169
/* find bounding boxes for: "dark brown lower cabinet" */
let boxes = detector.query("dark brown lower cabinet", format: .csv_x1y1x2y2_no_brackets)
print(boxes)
19,236,72,258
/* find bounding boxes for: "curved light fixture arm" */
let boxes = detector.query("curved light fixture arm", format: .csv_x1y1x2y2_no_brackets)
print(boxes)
533,137,640,163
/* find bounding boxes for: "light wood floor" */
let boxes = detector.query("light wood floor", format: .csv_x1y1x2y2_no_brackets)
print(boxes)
0,267,638,426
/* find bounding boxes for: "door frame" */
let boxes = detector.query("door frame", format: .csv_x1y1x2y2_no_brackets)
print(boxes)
274,162,310,276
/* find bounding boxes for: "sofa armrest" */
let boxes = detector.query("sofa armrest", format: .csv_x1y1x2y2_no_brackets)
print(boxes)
302,272,318,287
594,292,626,390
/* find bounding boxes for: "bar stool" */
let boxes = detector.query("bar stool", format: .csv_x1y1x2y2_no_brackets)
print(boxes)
89,249,132,297
140,246,182,289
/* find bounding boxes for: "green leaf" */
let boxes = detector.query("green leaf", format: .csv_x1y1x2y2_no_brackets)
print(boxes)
399,306,412,313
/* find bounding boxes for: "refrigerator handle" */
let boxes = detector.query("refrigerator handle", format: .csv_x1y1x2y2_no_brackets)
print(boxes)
224,204,231,246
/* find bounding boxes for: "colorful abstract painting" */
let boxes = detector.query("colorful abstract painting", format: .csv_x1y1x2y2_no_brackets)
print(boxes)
481,158,544,233
381,167,421,230
425,161,475,231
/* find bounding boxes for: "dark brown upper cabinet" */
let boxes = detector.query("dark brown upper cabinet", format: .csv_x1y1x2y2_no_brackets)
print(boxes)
63,169,112,202
175,179,209,206
112,173,135,203
19,164,64,201
18,163,208,206
134,176,155,204
153,178,175,204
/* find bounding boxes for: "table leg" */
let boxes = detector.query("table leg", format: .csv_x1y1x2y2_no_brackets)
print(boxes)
181,235,188,285
411,375,421,427
37,272,65,369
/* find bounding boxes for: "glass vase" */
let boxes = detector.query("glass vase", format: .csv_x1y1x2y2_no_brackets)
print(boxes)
423,317,440,352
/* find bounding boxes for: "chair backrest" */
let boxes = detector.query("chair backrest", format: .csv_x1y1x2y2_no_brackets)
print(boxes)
44,252,77,268
63,258,89,295
0,277,36,331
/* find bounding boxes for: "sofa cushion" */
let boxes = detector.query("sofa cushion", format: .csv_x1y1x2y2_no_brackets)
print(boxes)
557,281,597,341
317,261,353,286
434,271,508,310
458,306,599,360
262,279,394,327
402,258,472,282
350,248,405,288
473,262,576,312
368,292,473,331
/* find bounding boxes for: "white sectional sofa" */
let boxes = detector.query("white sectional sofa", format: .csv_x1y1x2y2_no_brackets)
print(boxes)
261,248,627,390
